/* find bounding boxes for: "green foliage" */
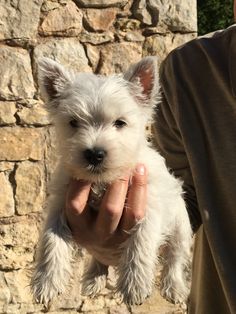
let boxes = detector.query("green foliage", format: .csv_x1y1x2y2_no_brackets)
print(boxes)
197,0,234,35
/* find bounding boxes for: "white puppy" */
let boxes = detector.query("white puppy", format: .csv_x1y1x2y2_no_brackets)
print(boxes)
31,57,192,306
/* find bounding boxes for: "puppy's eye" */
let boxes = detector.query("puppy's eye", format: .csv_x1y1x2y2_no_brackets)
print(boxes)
69,119,79,128
113,119,127,129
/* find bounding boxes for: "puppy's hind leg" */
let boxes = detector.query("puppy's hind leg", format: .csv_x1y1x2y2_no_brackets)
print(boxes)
31,197,74,305
160,206,192,304
82,258,108,297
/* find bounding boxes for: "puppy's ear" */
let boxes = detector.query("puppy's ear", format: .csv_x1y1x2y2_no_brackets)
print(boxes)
124,56,159,106
37,58,72,103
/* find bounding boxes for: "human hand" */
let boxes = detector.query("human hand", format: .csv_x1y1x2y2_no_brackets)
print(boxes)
65,164,147,265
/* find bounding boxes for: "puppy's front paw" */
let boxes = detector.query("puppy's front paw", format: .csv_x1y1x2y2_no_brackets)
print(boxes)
160,276,189,304
31,271,65,305
117,278,151,305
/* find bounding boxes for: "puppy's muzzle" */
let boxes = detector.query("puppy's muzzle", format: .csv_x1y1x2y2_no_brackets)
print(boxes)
83,147,107,166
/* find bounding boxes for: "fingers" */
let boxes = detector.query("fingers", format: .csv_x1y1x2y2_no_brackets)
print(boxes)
95,173,130,239
65,164,147,253
121,164,147,231
65,179,91,219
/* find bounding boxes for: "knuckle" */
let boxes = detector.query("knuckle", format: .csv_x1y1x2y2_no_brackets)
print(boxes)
66,198,86,215
104,202,121,218
132,177,147,188
128,209,145,221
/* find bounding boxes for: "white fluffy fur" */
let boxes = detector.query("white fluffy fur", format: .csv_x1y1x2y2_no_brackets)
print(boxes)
31,57,192,306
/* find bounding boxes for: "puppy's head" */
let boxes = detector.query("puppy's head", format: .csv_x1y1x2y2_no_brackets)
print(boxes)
38,57,158,183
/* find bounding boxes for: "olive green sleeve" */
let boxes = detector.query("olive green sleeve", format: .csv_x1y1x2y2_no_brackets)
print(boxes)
153,59,202,232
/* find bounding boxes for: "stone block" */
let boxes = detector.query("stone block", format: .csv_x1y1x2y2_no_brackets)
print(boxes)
81,296,106,312
0,173,14,218
85,44,101,72
15,161,45,215
84,8,117,31
0,272,11,304
41,0,61,12
115,18,141,31
109,306,130,314
131,290,180,313
97,42,142,75
0,127,45,161
132,0,154,26
0,102,16,125
16,103,50,126
161,0,197,32
124,31,145,42
4,270,33,304
0,47,35,100
132,0,197,32
0,162,14,172
0,216,40,269
34,38,91,73
44,126,58,183
40,1,83,36
0,0,43,40
0,303,44,314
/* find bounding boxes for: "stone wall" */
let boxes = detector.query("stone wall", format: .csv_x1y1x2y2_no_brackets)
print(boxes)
0,1,197,313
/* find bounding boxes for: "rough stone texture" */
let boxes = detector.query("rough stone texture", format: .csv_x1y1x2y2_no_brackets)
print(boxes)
0,0,197,312
0,272,11,304
15,162,45,215
160,0,197,32
0,47,35,100
132,0,197,32
16,102,50,126
143,33,196,62
4,269,33,304
125,31,145,42
131,290,181,314
132,0,156,26
85,44,101,71
0,127,45,161
116,18,141,31
0,216,40,270
34,38,91,73
0,162,15,172
0,0,43,40
84,8,117,31
80,30,114,44
41,0,61,12
98,42,143,75
40,1,83,36
0,102,17,125
0,173,14,218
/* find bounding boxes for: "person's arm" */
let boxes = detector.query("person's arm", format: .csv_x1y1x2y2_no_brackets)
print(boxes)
153,60,202,233
65,164,147,264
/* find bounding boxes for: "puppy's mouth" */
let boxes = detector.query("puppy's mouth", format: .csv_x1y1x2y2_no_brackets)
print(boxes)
86,163,106,174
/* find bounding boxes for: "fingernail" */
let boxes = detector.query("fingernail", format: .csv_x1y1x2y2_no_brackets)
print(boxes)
135,164,145,175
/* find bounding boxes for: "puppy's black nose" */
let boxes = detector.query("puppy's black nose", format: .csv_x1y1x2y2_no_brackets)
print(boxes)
83,148,106,166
